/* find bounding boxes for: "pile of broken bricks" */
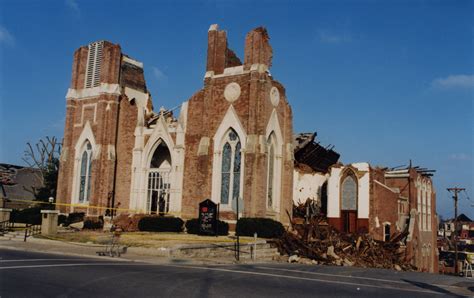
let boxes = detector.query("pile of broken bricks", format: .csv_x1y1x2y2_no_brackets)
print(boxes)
276,204,415,271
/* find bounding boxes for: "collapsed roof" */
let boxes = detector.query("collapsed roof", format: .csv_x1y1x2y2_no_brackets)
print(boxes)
294,132,340,173
385,165,436,178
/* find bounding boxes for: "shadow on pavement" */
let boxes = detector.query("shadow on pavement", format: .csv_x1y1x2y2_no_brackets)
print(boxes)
401,279,464,297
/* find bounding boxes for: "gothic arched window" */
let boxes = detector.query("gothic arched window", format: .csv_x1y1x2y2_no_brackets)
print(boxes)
79,142,92,202
341,174,357,210
220,129,241,205
147,141,172,214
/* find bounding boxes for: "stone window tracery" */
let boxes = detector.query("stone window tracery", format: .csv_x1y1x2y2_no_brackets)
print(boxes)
147,141,172,214
79,142,92,202
220,129,241,205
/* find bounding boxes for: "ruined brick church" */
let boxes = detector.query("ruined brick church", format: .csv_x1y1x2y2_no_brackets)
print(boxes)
57,25,294,223
56,24,438,272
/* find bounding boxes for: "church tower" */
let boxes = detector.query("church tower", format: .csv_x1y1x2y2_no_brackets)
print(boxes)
57,41,151,215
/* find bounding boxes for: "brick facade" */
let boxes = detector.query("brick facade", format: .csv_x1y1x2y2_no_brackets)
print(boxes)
323,163,438,273
57,41,148,216
57,25,294,225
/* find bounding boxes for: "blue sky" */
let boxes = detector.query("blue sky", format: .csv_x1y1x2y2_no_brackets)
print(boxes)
0,0,472,219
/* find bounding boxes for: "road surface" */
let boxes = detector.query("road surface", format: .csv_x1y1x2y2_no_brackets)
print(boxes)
0,249,471,297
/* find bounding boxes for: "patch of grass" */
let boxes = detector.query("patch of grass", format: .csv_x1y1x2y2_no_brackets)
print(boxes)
52,231,257,248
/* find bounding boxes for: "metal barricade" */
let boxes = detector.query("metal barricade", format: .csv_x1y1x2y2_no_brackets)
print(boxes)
97,226,126,257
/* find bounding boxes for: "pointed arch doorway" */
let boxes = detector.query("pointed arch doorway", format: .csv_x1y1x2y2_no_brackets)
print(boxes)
147,142,172,214
341,172,358,233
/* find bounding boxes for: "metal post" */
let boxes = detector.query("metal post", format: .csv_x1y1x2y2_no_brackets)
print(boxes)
236,196,240,261
253,232,257,261
216,203,220,237
448,187,465,275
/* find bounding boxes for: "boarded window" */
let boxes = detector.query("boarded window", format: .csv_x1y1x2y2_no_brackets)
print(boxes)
341,174,357,210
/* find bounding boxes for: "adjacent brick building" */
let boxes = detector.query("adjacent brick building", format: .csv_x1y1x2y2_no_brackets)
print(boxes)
294,161,438,273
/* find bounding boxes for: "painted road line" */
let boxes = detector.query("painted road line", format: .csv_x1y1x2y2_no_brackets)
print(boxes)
160,264,442,295
255,266,408,285
255,266,464,290
0,258,94,263
0,263,124,270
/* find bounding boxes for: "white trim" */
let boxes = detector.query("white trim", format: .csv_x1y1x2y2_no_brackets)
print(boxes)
265,109,284,214
326,164,370,219
124,87,150,113
211,105,247,211
74,103,97,127
129,115,184,215
71,122,99,207
74,121,100,159
66,83,121,100
374,180,399,193
122,56,143,68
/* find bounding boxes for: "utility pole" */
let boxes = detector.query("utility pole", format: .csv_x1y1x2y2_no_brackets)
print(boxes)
447,187,465,274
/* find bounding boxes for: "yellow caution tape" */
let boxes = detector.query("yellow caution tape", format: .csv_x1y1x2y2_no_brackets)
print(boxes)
4,198,181,215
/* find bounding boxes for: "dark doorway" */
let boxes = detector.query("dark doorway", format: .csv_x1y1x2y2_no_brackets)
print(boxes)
384,224,391,242
341,173,358,233
342,210,357,233
320,182,328,216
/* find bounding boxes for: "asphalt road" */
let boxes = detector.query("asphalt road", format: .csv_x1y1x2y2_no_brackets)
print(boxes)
0,249,471,297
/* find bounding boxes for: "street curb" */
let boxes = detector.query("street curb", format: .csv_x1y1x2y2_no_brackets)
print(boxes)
0,244,132,263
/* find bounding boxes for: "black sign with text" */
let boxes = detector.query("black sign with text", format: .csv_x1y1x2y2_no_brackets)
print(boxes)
198,199,218,236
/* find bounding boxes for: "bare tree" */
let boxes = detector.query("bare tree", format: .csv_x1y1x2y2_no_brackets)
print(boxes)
22,136,62,183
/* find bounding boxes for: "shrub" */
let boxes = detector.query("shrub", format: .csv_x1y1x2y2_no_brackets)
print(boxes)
66,212,85,225
236,217,285,239
58,214,67,226
83,218,104,230
185,218,229,236
10,207,42,225
138,216,184,232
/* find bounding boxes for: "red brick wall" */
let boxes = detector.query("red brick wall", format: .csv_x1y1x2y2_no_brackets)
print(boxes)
113,97,138,212
181,27,293,224
385,170,438,273
369,169,399,241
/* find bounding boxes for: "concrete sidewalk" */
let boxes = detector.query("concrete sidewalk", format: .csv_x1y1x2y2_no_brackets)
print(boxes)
0,235,275,265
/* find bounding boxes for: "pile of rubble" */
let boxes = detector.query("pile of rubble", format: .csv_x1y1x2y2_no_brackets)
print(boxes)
276,202,415,271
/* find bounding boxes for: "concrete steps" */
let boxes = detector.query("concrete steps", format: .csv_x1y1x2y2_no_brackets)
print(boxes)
170,241,281,261
0,230,25,241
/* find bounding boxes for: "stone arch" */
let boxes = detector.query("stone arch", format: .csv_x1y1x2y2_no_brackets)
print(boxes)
265,109,284,214
340,168,358,233
72,122,99,205
132,116,179,213
146,139,173,214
